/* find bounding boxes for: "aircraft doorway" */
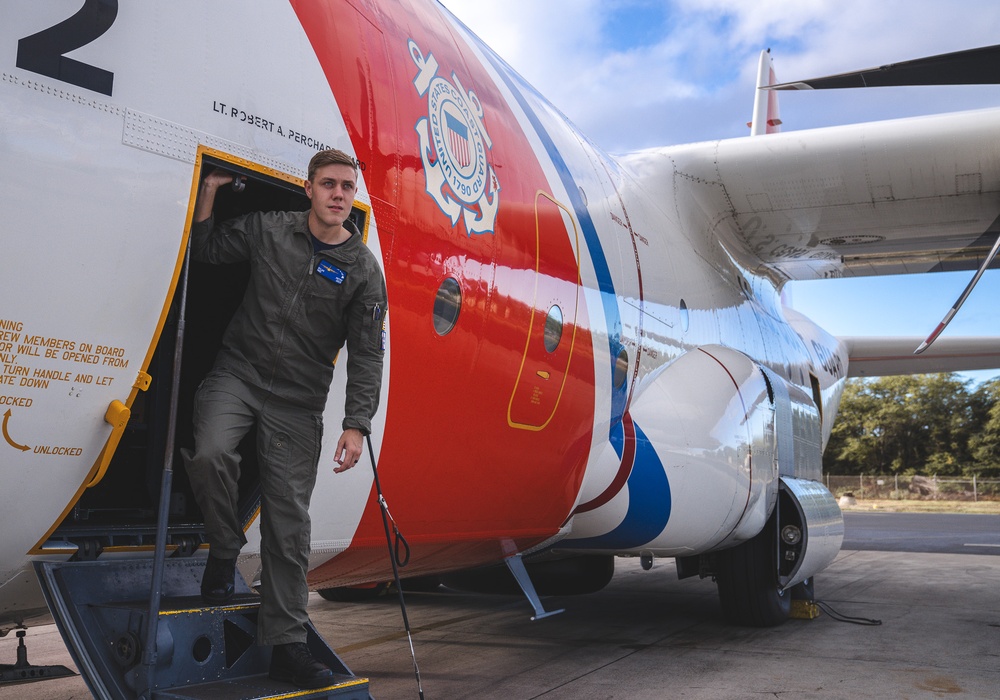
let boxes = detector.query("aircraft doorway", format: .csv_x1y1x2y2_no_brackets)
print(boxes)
42,150,368,557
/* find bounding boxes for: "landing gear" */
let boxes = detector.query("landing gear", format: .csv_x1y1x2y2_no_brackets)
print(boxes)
0,629,75,685
713,476,844,627
791,576,815,602
714,513,790,627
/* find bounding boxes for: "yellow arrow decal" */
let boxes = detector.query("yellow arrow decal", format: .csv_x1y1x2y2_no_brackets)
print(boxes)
2,409,31,452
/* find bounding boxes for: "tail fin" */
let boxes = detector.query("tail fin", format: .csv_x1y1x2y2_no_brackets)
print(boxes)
748,49,782,135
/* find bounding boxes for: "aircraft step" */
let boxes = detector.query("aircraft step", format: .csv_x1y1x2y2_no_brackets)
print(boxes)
152,673,369,699
35,558,370,700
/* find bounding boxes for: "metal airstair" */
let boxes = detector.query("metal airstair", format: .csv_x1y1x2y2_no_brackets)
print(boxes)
35,557,370,699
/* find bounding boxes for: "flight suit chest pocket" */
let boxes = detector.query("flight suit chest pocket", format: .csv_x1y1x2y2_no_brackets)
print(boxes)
315,259,346,285
302,265,352,332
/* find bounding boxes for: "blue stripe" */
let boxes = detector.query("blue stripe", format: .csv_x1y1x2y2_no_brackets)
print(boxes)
479,47,672,546
482,53,629,428
562,419,672,550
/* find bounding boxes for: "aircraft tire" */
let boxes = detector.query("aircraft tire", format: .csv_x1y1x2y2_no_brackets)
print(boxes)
714,514,790,627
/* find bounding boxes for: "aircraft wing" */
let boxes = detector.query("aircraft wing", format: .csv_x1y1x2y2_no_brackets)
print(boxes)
640,107,1000,282
841,336,1000,377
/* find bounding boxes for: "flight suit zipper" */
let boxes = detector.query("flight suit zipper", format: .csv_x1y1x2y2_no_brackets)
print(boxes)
265,250,318,392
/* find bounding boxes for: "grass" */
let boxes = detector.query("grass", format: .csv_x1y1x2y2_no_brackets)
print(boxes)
838,499,1000,514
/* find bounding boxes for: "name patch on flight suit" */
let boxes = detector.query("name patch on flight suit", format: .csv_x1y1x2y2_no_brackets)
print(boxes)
317,260,346,284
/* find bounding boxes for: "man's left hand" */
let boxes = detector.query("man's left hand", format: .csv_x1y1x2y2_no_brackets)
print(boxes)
333,428,364,473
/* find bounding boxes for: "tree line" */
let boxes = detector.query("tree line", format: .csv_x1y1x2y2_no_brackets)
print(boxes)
824,374,1000,477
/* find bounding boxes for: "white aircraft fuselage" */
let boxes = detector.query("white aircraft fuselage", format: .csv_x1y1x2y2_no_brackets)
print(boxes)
8,0,996,635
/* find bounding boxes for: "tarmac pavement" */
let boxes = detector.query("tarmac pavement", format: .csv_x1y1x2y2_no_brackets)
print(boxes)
2,549,999,699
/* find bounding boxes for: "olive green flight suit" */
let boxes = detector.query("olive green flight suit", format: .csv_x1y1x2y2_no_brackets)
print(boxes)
183,210,386,645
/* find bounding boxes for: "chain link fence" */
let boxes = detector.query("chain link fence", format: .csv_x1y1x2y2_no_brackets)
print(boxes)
825,474,1000,502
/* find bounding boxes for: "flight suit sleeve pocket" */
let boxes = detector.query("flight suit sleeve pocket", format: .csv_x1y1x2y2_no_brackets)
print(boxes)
362,299,387,353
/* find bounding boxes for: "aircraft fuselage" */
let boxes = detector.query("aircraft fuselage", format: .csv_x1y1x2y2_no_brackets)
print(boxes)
0,0,845,630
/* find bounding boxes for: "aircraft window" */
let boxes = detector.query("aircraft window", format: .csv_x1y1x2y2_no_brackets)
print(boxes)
680,299,689,333
613,347,628,389
543,305,563,353
433,277,462,335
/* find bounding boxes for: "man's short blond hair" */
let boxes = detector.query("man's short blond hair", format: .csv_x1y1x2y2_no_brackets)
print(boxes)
307,149,358,181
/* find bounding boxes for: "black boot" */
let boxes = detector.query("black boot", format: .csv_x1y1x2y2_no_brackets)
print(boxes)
269,642,334,689
200,555,236,603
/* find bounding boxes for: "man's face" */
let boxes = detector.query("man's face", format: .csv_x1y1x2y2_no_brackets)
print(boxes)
305,163,358,229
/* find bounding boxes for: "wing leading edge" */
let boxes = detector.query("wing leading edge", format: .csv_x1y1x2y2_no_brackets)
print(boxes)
627,107,1000,282
842,336,1000,378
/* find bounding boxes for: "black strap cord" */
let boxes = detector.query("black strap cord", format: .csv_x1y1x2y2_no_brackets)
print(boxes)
377,492,411,568
815,600,883,626
366,434,425,699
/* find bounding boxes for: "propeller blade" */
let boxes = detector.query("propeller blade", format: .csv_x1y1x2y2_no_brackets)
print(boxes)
769,44,1000,90
914,224,1000,355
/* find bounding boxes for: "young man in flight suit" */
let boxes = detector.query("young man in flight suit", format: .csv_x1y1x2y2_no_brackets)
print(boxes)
183,148,386,689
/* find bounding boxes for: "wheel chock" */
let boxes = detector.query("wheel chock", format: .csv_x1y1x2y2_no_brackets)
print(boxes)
790,600,821,619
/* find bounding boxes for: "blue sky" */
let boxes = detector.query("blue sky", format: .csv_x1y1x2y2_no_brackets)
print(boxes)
440,0,1000,384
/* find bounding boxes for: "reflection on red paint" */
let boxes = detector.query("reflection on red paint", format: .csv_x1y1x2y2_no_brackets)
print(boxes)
292,0,596,585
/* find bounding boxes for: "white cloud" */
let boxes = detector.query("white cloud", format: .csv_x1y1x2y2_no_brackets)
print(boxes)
440,0,1000,152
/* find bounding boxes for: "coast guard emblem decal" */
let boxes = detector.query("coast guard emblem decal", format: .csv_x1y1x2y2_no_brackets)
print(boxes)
410,39,500,235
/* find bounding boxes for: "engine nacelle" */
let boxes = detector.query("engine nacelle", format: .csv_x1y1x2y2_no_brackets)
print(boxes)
624,344,831,555
625,345,777,554
571,344,834,564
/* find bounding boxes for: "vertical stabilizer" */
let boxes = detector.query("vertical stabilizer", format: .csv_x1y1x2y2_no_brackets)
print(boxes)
749,49,782,135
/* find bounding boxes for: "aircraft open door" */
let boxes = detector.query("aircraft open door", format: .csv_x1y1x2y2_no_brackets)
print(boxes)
508,192,582,430
33,147,374,558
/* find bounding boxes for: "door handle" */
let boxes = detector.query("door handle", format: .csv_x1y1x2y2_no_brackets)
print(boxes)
86,400,131,489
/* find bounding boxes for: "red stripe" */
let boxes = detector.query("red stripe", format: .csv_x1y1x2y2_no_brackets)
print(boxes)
572,411,636,515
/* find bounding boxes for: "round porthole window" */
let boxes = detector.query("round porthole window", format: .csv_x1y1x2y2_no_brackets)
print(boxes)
613,347,628,389
433,277,462,336
543,305,563,353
